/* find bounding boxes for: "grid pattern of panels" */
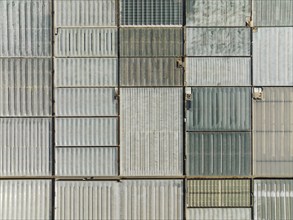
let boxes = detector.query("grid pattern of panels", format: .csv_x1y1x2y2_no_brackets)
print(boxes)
53,2,119,181
1,0,292,219
0,0,53,180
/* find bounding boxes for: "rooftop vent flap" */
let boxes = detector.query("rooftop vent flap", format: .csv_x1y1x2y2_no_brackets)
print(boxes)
253,87,264,100
185,87,192,110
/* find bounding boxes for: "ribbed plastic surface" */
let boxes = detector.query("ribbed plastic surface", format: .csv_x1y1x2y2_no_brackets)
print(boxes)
0,118,51,176
120,0,182,26
186,0,250,26
120,28,182,57
55,147,117,176
55,118,117,146
55,88,117,116
186,28,251,56
120,180,183,219
55,58,118,87
0,58,52,116
254,180,293,220
55,180,183,220
120,58,183,86
55,0,116,27
55,28,117,57
187,180,251,207
187,208,252,220
55,181,120,220
0,180,51,219
253,27,293,86
0,0,51,57
253,87,293,176
186,58,251,86
120,88,183,176
252,0,293,26
187,132,251,176
187,87,251,131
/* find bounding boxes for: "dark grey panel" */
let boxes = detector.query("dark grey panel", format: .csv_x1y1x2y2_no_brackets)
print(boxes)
187,132,251,176
187,87,251,131
120,28,183,57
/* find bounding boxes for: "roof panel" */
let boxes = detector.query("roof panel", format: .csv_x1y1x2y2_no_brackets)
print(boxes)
254,180,293,220
56,147,118,176
54,58,118,87
0,0,52,57
0,118,51,176
187,0,251,27
120,88,183,176
55,28,117,57
187,87,251,131
120,0,182,26
55,0,116,27
187,208,251,220
55,118,117,146
186,28,251,56
253,87,293,176
0,58,52,116
253,28,293,86
120,28,183,57
55,88,117,116
0,180,52,219
252,0,293,26
186,58,251,86
187,132,251,176
187,180,251,207
120,58,183,86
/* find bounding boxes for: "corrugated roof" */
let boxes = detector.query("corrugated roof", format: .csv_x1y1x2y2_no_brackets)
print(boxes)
253,87,293,176
187,132,251,176
186,28,251,56
187,87,251,131
0,0,52,57
55,28,117,57
55,0,116,27
120,0,182,26
55,180,183,220
120,88,183,176
252,0,293,26
187,208,252,220
55,118,117,146
0,118,51,176
55,181,120,220
0,58,52,116
186,0,251,27
55,88,117,116
120,28,183,57
55,147,117,176
55,58,118,87
0,180,52,219
187,180,251,207
120,180,183,219
120,58,183,86
253,27,293,86
254,180,293,220
186,58,251,86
